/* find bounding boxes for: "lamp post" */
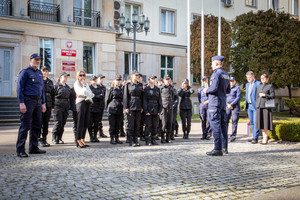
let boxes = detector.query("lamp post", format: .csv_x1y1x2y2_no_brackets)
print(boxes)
119,11,150,71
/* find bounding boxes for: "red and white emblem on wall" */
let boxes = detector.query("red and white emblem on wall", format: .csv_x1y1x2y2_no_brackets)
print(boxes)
66,41,72,48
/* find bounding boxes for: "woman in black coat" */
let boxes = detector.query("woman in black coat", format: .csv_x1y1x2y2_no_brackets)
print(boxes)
106,75,124,145
256,74,275,145
178,79,194,139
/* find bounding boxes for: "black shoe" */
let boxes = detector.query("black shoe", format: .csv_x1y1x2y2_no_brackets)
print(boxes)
183,133,186,139
29,149,46,154
140,136,145,141
206,150,223,156
222,149,229,154
248,139,252,142
186,134,189,139
115,137,123,144
110,138,117,145
120,131,126,137
94,138,100,143
161,139,166,144
17,152,28,158
43,140,50,147
145,141,152,146
251,139,258,144
39,141,46,147
90,138,96,143
166,139,172,143
151,139,159,145
100,133,108,138
155,136,160,140
200,137,207,140
59,140,64,144
230,138,236,142
206,135,211,139
52,139,58,144
170,135,175,140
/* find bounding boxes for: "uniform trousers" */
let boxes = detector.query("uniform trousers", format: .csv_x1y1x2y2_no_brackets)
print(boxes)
144,114,159,139
199,103,212,137
125,110,141,142
72,110,78,141
40,106,52,139
88,112,100,139
52,106,68,142
98,107,104,134
108,113,122,137
208,107,228,150
171,107,178,136
76,101,91,140
180,109,192,133
16,97,42,153
226,105,240,139
161,107,173,139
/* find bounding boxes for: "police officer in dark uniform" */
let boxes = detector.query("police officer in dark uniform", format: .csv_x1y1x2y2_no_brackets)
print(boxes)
143,75,162,146
198,76,212,140
52,72,71,144
178,79,194,139
88,75,101,143
38,66,54,147
96,74,108,138
156,77,164,139
170,80,178,140
107,74,124,145
226,77,241,142
139,79,147,141
160,74,174,143
204,56,231,156
16,53,46,158
69,87,78,142
123,71,144,147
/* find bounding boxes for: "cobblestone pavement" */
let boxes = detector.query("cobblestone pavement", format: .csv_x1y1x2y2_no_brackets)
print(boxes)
0,123,300,200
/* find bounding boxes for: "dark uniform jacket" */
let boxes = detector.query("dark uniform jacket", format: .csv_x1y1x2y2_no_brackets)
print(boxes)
17,66,45,104
198,86,208,103
53,82,71,109
44,78,55,108
107,86,123,115
90,85,104,113
123,81,143,111
206,67,231,109
98,84,106,109
226,85,241,107
143,85,162,115
256,83,275,109
69,87,77,112
160,84,174,109
178,86,194,110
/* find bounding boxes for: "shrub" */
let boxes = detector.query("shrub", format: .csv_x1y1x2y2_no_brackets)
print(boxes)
283,98,300,114
269,122,280,140
271,121,300,142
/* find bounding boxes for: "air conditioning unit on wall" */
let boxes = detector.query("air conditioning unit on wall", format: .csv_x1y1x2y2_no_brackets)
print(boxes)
114,0,125,32
224,0,233,7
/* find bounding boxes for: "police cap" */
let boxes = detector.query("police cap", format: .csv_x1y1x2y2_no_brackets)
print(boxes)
158,77,163,82
211,56,224,62
90,75,98,81
60,72,70,77
148,74,157,80
183,78,189,83
115,74,122,80
230,77,236,81
30,53,42,59
41,66,49,71
131,70,140,76
97,74,105,78
163,74,171,80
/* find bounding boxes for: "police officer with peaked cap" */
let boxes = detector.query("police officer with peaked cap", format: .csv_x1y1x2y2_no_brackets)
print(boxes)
39,66,54,147
52,72,71,144
171,80,179,140
178,78,194,139
160,74,175,143
226,77,241,142
198,76,212,140
96,74,108,138
204,56,231,156
16,53,46,158
143,74,162,145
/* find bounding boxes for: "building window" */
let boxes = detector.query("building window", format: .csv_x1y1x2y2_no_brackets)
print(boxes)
245,0,256,7
0,0,12,16
74,0,100,27
83,43,94,75
291,0,298,15
39,39,53,73
268,0,278,11
228,62,234,74
28,0,60,22
125,3,141,23
160,9,175,34
124,52,139,75
192,14,200,23
160,56,174,80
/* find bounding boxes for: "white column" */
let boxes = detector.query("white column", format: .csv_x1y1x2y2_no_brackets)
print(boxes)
187,0,191,85
201,0,204,80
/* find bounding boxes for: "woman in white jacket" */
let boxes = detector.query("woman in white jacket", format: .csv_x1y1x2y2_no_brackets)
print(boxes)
74,70,94,148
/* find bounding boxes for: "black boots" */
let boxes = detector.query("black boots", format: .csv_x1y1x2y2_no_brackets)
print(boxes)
115,136,123,144
38,138,50,147
206,149,223,156
145,136,151,146
110,137,117,145
183,131,189,139
99,128,108,138
161,134,166,143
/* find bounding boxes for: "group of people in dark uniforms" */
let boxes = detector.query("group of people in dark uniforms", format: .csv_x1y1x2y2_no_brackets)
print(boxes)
16,53,241,158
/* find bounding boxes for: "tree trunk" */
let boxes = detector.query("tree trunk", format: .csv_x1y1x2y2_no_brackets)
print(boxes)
287,85,292,115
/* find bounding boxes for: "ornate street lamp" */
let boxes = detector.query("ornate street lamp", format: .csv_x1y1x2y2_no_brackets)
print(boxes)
119,11,150,71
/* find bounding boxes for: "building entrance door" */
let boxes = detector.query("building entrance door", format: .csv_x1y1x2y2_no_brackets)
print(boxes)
0,48,13,97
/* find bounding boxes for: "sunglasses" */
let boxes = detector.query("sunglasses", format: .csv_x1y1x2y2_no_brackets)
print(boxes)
79,74,86,77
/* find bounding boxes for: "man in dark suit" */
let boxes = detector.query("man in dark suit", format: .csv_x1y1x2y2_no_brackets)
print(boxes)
245,71,261,144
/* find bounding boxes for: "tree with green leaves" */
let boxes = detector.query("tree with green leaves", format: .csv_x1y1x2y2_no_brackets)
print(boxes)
190,15,232,81
231,10,300,103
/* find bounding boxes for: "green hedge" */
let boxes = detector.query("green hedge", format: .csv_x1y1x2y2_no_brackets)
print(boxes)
269,121,300,142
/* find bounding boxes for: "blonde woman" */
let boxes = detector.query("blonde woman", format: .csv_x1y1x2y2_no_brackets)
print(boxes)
74,70,94,148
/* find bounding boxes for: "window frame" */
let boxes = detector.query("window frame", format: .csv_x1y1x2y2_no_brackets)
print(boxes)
159,7,176,36
245,0,257,8
290,0,299,15
124,52,140,74
268,0,279,11
191,13,200,23
74,0,94,26
124,1,142,23
160,55,174,80
39,38,54,74
83,42,95,75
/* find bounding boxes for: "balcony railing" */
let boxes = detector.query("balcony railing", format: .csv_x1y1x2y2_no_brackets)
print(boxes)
73,8,100,28
28,0,60,22
0,0,12,16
